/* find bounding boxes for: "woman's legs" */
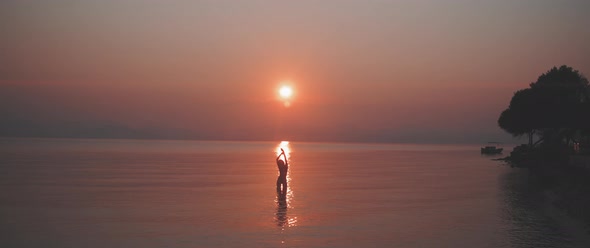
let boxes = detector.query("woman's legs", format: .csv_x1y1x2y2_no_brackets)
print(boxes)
276,176,288,193
276,176,282,191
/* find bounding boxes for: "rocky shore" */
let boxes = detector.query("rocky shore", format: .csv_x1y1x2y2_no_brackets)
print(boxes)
502,154,590,234
541,165,590,232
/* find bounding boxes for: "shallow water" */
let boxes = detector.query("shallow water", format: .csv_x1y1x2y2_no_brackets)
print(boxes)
0,138,587,247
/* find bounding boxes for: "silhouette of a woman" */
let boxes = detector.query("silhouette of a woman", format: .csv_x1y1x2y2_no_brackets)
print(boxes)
276,148,289,194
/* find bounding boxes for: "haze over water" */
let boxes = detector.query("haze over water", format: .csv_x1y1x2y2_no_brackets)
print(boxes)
2,1,589,144
1,138,588,247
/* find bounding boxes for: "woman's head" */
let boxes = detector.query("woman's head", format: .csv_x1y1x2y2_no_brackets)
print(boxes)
277,159,285,166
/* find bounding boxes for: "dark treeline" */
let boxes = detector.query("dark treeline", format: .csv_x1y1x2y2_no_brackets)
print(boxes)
497,65,590,228
498,65,590,152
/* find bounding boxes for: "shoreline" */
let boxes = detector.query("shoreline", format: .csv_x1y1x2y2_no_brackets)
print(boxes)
513,159,590,237
543,189,590,244
499,152,590,243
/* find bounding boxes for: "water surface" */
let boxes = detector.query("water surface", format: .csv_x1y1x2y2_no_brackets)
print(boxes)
0,138,587,247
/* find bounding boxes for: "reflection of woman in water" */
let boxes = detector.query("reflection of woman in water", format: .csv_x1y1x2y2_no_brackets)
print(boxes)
276,148,289,193
276,192,288,227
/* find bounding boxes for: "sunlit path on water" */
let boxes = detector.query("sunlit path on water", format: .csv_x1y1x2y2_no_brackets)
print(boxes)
274,141,297,246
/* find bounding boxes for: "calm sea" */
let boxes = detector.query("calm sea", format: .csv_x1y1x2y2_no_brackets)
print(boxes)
0,138,588,248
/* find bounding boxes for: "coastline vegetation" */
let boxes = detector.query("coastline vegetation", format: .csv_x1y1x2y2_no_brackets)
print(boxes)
497,65,590,230
499,65,590,167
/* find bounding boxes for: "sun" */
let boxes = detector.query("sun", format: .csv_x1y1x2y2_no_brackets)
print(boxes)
279,86,293,99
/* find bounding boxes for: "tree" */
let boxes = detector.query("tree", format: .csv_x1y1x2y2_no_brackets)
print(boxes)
498,65,590,147
498,89,538,145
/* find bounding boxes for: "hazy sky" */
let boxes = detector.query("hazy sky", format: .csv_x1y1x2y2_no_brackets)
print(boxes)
1,0,589,143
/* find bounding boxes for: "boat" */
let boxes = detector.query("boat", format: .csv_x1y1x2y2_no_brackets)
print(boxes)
481,142,503,154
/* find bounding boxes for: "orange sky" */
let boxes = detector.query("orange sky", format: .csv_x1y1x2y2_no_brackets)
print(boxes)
1,0,589,143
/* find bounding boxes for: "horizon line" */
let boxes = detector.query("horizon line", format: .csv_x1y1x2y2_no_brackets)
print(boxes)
0,135,522,146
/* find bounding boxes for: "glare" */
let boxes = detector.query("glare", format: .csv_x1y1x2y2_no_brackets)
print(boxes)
275,141,291,159
279,86,293,99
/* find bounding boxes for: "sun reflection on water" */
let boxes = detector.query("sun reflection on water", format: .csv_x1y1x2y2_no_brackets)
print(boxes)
275,141,297,229
275,141,291,161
